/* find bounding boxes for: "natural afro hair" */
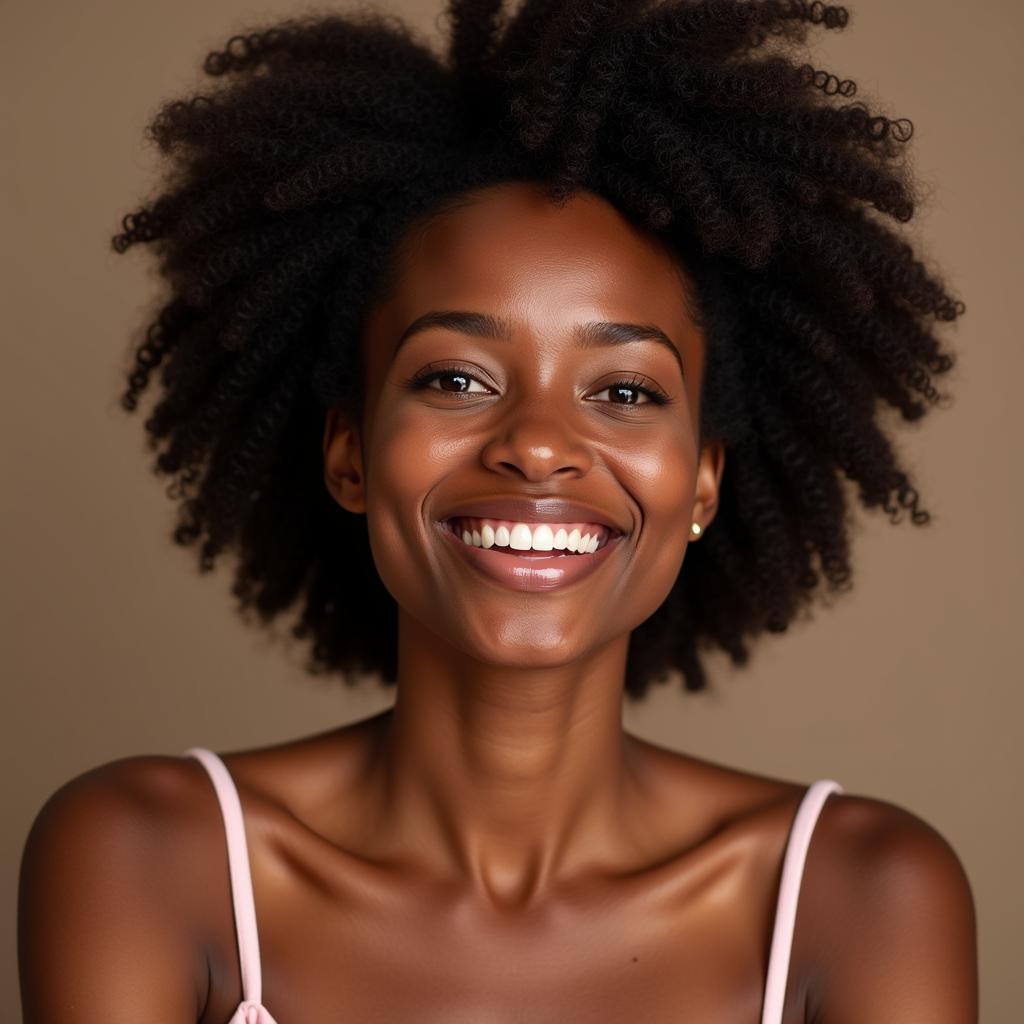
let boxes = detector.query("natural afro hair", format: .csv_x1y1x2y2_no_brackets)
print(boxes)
112,0,964,701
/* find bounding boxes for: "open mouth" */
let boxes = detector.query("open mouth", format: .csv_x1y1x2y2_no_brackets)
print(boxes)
441,515,620,556
435,516,625,592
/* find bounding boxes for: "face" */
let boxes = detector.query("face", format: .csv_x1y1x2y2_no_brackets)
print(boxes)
323,180,724,671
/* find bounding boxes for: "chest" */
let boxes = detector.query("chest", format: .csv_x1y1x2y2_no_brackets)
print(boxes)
198,844,811,1023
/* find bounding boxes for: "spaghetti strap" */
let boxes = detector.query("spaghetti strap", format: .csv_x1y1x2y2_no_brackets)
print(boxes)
760,779,844,1024
184,747,266,1009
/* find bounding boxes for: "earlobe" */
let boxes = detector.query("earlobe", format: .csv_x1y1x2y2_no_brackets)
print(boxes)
322,407,366,514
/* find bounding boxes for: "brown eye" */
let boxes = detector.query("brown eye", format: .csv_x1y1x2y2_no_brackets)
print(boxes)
589,377,669,407
431,371,483,393
594,384,652,405
407,367,491,394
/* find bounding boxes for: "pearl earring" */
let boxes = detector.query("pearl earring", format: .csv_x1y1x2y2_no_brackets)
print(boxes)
690,522,702,537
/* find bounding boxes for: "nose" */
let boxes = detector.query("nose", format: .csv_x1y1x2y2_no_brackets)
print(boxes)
478,398,595,482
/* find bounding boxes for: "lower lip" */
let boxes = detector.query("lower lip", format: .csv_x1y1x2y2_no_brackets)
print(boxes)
437,522,625,592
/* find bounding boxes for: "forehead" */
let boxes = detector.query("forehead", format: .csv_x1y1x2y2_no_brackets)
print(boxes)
377,181,701,345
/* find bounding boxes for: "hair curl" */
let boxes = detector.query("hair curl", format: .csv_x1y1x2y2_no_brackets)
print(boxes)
112,0,963,701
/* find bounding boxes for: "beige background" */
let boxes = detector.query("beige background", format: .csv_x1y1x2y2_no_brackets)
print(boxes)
2,0,1018,1018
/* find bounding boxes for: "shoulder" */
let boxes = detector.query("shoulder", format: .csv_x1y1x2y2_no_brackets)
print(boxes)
18,754,223,1021
803,790,978,1022
811,789,976,915
23,752,221,852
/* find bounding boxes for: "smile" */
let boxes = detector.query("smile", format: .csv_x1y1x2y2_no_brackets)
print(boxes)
437,517,624,592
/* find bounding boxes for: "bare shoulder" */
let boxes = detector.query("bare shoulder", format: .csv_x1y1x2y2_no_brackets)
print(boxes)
811,787,973,876
802,790,979,1023
809,788,977,925
630,738,977,1017
23,751,228,857
18,754,226,1022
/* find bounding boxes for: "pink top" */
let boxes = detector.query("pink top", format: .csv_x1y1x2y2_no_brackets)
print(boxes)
183,746,843,1023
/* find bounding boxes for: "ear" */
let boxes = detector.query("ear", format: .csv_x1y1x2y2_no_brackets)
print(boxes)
691,437,725,534
323,407,366,514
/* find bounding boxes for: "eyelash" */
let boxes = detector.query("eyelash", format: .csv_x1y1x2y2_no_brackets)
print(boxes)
402,365,672,407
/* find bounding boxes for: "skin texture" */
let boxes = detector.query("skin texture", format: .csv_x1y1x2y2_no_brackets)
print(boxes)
18,182,978,1022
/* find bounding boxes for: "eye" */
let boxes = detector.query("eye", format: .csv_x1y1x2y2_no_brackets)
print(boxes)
405,365,492,395
589,377,670,407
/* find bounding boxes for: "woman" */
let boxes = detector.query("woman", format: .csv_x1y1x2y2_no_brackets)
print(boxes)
18,1,977,1021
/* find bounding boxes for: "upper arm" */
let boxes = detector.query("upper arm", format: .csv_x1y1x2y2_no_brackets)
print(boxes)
17,758,206,1023
813,796,979,1024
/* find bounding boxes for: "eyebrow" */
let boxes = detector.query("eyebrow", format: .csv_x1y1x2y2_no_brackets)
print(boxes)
393,310,685,379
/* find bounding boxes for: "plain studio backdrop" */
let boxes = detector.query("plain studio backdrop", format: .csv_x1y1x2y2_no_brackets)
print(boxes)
1,0,1018,1018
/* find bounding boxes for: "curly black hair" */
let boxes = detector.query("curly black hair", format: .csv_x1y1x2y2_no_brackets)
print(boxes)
111,0,963,701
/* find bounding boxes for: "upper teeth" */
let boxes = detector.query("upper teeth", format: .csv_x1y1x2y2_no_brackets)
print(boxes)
449,518,606,554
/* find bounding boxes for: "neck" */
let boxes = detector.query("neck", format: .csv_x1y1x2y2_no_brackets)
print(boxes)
363,611,647,909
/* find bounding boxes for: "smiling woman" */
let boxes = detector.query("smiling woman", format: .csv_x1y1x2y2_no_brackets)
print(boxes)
104,2,964,703
17,1,977,1022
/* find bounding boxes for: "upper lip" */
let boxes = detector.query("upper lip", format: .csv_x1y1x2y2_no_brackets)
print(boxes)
439,497,629,536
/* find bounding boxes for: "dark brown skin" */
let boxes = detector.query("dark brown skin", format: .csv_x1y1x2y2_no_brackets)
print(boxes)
19,182,978,1022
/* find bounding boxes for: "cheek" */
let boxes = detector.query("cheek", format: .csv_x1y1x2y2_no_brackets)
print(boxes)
358,404,469,607
369,405,468,513
614,433,698,607
620,431,695,532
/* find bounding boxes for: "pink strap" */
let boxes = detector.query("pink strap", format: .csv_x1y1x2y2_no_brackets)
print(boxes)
760,779,844,1024
184,747,265,1006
